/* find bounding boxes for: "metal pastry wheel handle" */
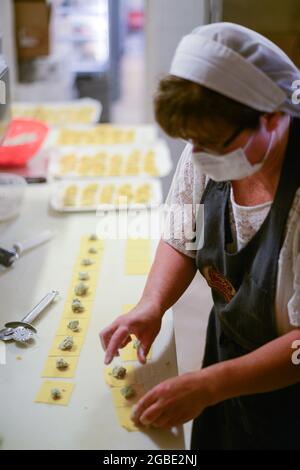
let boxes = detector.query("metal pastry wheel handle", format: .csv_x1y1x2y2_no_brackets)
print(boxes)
2,290,59,343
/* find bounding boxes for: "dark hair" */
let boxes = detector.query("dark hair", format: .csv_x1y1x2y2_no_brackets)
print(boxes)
154,75,263,145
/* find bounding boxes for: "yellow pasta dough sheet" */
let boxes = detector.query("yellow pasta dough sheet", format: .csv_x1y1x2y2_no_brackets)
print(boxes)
120,336,152,361
122,304,136,314
49,335,85,357
35,381,75,406
79,239,104,259
69,272,98,287
104,364,136,387
66,283,97,303
70,270,99,286
73,256,101,273
125,259,151,275
114,406,140,432
125,239,151,275
80,236,105,251
126,239,151,252
111,383,145,408
79,240,104,258
125,240,151,259
79,246,103,264
42,356,79,378
73,257,101,271
56,317,90,337
62,299,94,319
68,277,98,295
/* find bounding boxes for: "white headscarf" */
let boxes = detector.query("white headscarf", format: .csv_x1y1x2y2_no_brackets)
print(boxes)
170,22,300,117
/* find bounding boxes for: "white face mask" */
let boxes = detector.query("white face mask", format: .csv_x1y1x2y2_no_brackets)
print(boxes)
191,127,273,182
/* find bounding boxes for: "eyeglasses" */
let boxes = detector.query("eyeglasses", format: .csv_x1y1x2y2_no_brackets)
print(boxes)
185,123,246,154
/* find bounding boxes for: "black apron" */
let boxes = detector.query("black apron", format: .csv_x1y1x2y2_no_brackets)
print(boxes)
191,118,300,450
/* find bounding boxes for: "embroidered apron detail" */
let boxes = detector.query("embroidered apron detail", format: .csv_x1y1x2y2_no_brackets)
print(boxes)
201,265,236,303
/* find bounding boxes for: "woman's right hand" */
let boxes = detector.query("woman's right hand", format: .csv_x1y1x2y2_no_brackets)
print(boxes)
99,299,163,365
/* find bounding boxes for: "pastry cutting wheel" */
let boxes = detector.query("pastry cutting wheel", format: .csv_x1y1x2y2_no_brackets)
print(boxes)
0,290,59,343
10,326,35,343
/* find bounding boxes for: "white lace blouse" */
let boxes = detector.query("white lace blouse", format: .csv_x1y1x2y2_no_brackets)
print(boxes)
163,143,300,335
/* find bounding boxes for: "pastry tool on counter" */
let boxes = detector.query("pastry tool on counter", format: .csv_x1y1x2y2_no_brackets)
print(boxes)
24,177,47,184
0,290,59,343
0,230,55,268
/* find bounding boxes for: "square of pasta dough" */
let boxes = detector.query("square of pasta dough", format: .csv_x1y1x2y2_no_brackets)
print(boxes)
104,364,136,387
125,259,151,275
71,270,99,286
79,240,104,258
126,239,151,252
79,244,104,258
35,381,75,406
80,236,105,249
56,318,90,337
115,406,140,432
73,257,100,273
125,239,151,275
111,383,145,408
49,335,85,357
62,299,94,319
66,283,97,303
69,272,98,287
42,356,79,378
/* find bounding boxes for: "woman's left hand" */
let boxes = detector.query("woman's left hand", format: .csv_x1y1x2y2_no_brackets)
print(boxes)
131,371,213,428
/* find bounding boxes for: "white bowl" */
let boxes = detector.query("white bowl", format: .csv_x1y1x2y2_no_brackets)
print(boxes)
0,173,27,221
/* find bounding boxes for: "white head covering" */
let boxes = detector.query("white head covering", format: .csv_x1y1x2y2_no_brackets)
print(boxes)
170,22,300,117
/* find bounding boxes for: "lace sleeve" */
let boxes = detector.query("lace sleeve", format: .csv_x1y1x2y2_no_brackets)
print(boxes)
162,143,206,258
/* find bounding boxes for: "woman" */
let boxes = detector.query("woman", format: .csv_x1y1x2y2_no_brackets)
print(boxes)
100,23,300,449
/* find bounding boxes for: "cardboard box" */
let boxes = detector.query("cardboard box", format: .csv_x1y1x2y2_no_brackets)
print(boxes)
14,0,51,60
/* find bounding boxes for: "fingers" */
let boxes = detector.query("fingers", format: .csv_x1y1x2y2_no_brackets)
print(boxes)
99,324,117,351
132,402,183,429
100,315,155,366
137,344,147,364
103,325,130,365
151,412,186,428
120,336,132,348
137,336,155,364
139,403,163,426
149,412,172,428
131,388,160,425
100,323,132,351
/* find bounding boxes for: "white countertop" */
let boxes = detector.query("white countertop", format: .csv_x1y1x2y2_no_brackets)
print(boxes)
0,184,185,450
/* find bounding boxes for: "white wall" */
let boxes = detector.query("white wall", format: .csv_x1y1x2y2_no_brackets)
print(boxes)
144,0,210,122
144,0,210,197
0,0,17,91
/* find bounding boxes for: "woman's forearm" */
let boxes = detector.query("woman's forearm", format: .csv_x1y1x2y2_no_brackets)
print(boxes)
201,329,300,407
139,239,197,316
